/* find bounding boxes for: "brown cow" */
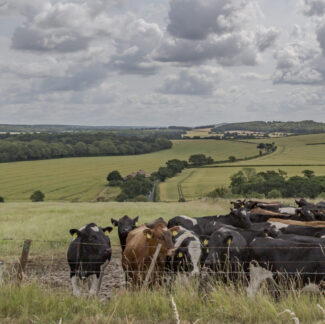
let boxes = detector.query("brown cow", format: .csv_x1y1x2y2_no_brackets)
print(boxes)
122,222,180,287
268,218,325,228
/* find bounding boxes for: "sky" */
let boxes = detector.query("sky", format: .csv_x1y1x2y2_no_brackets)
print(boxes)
0,0,324,127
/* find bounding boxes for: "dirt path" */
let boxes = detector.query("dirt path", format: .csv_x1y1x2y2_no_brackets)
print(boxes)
25,251,125,299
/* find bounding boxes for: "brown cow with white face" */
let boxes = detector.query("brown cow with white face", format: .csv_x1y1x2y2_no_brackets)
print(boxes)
122,220,179,287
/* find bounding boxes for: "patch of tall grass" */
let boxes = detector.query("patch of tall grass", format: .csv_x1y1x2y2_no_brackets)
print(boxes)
1,278,325,323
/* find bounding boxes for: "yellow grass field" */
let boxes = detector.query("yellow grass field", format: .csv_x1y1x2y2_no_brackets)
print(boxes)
160,166,325,201
0,140,259,202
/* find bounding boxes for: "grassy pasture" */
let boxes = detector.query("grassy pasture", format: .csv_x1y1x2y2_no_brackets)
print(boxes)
228,133,325,165
0,201,225,257
0,140,259,202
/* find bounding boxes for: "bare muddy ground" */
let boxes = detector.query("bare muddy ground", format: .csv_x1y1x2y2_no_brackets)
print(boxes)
24,250,125,299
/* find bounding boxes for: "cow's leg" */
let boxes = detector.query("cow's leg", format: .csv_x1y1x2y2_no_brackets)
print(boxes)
71,275,81,297
97,260,109,294
88,274,99,297
246,263,273,298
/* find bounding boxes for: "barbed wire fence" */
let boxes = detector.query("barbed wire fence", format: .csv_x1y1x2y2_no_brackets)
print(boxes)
1,237,325,297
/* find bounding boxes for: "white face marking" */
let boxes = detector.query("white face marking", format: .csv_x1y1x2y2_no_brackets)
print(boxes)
179,215,198,226
91,226,99,232
173,229,201,275
242,210,247,216
162,227,168,231
268,221,288,230
187,238,201,275
321,235,325,239
78,225,86,231
279,207,296,215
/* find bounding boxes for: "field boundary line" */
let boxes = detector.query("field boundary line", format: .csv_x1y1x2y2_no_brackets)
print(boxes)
177,170,196,201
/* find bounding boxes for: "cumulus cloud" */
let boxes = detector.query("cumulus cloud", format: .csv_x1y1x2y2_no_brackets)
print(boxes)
155,0,278,66
303,0,325,16
240,72,269,81
273,24,324,85
158,67,225,95
317,24,325,53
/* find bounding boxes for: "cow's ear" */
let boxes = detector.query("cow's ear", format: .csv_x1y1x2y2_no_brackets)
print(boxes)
103,226,113,236
70,229,81,239
143,229,153,240
169,226,180,237
111,218,118,227
133,216,139,226
230,201,235,205
224,235,233,245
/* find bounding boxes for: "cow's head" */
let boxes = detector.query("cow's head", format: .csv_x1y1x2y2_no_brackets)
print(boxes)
231,199,246,209
111,215,139,246
143,225,180,256
69,223,113,277
229,208,252,228
204,229,246,270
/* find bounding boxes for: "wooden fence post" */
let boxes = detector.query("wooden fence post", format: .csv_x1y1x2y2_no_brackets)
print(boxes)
144,243,162,286
0,261,4,283
17,239,32,281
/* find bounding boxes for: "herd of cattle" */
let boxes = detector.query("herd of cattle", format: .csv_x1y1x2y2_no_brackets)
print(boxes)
67,198,325,297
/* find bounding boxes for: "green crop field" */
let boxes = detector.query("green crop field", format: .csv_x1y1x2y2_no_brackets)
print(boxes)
160,134,325,201
0,140,259,202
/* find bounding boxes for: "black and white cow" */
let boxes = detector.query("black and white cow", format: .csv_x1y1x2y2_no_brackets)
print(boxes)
111,215,139,251
165,227,202,275
67,223,113,297
167,209,252,237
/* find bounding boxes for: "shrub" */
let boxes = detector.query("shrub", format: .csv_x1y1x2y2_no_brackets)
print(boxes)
0,196,4,203
228,156,236,162
208,187,232,198
116,192,128,202
30,190,45,202
107,170,123,182
178,197,186,202
267,189,282,199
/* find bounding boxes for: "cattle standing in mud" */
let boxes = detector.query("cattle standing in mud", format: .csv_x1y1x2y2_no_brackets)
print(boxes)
111,215,139,252
67,223,113,297
122,220,179,287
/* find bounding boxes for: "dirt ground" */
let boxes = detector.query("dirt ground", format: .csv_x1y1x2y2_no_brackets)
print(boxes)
24,250,125,299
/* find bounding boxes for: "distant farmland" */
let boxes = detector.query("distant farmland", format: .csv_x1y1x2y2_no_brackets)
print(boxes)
160,133,325,201
0,139,259,201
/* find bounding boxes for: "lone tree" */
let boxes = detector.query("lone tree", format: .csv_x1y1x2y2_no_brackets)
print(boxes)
107,170,123,182
302,169,314,178
0,196,4,203
229,156,236,162
30,190,45,202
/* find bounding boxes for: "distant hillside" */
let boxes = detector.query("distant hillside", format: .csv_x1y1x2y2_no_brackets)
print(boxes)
212,120,325,134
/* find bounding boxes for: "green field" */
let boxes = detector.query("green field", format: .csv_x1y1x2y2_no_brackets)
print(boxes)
160,134,325,201
0,201,226,257
0,140,259,202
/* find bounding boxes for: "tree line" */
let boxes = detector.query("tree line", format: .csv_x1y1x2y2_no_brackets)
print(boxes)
0,132,172,163
229,168,325,199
